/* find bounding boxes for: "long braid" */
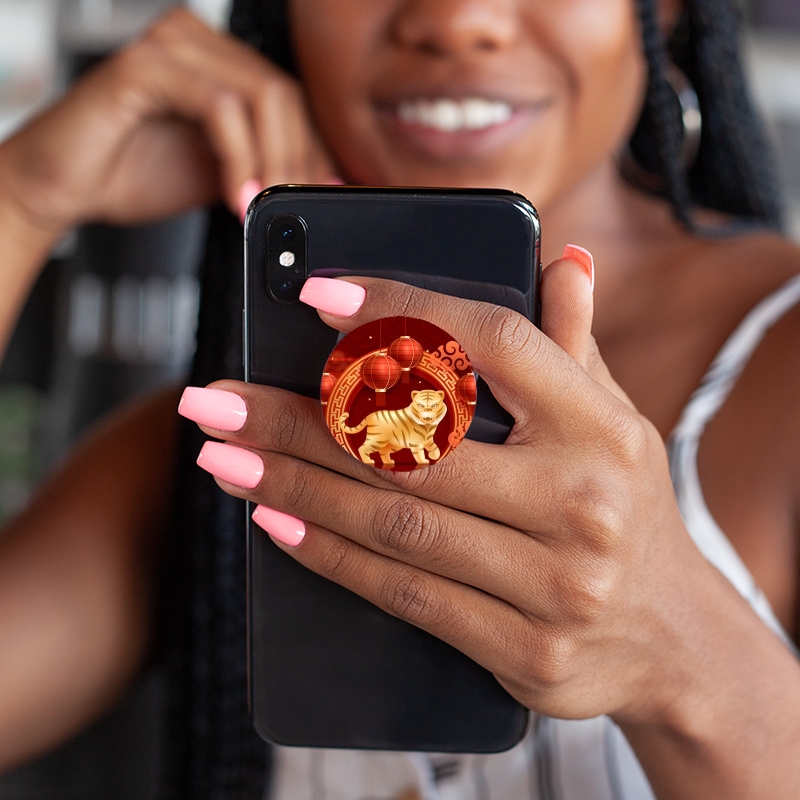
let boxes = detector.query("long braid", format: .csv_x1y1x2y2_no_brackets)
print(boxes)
631,0,782,229
630,0,695,227
681,0,783,225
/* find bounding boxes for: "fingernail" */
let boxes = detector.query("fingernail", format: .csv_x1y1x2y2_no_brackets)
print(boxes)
197,441,263,488
252,505,306,547
238,178,262,223
299,277,365,317
561,244,595,293
325,176,345,185
179,387,247,431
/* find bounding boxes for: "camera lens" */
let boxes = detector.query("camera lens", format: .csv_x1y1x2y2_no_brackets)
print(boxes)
267,214,307,303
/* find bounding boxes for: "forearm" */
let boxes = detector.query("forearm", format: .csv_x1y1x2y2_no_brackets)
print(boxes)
0,388,179,771
618,558,800,799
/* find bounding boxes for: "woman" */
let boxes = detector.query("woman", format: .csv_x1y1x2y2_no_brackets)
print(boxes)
0,0,798,797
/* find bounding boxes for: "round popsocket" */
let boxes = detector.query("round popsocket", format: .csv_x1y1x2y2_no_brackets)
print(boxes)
321,316,476,471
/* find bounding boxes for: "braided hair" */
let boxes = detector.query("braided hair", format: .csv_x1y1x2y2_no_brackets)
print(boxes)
162,2,783,798
632,0,783,229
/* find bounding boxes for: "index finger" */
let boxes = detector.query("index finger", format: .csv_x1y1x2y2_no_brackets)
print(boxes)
300,275,601,431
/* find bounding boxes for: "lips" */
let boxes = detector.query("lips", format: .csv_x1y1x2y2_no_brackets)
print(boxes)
396,97,514,132
377,92,549,161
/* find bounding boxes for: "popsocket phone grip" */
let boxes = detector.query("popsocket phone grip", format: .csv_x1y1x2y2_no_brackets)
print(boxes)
321,316,476,471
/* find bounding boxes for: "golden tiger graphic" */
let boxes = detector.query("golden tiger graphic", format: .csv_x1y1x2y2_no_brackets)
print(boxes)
339,390,447,467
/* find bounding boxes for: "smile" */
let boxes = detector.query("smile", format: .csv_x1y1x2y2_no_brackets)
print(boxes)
396,97,514,132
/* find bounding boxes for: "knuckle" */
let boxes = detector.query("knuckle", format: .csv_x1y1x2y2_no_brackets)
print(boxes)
392,282,430,319
373,494,439,558
601,404,649,472
559,557,619,623
561,477,628,553
316,535,351,582
254,70,299,111
530,630,576,688
281,460,317,514
143,9,185,45
585,335,605,374
270,399,307,452
382,569,442,627
483,305,539,363
112,40,150,81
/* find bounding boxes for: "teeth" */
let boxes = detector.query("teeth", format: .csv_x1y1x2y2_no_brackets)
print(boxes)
397,98,513,132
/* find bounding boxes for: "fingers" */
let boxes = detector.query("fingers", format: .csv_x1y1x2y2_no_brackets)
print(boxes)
178,381,632,543
211,444,561,615
303,274,610,433
142,10,336,190
117,47,258,211
275,522,533,685
72,7,335,220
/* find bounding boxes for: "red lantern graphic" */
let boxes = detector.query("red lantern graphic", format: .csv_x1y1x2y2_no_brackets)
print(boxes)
457,373,477,406
320,372,336,405
388,335,424,383
361,352,401,405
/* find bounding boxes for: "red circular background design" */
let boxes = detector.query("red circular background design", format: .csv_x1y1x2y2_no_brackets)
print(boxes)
321,316,476,471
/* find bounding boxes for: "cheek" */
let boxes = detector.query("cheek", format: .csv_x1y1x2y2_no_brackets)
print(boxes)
558,0,647,167
289,0,382,151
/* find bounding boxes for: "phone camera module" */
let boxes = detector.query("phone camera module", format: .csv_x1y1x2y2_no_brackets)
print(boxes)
266,214,307,303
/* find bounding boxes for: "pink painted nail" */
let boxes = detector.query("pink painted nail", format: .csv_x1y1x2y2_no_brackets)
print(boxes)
325,176,345,185
299,277,366,317
252,505,306,547
238,178,262,223
561,244,595,293
179,387,247,431
196,441,263,488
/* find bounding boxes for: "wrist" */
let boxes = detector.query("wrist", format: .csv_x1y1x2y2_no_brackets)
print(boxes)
0,178,67,262
0,169,67,352
613,556,800,797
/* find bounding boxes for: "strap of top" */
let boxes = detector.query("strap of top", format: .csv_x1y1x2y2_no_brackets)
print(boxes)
667,273,800,646
670,273,800,442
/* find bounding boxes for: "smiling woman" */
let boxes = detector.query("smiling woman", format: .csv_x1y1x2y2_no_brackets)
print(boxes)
289,0,647,210
0,0,798,798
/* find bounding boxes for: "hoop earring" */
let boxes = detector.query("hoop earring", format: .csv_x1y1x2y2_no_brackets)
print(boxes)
619,64,702,193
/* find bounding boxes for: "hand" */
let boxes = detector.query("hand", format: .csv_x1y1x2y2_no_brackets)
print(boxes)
0,8,336,235
184,254,719,731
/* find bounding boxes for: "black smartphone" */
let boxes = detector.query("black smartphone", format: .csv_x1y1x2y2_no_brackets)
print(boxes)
244,185,540,753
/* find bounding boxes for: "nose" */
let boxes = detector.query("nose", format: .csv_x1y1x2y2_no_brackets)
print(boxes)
391,0,518,57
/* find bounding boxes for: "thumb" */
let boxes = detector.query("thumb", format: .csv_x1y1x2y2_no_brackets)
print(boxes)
542,245,635,408
540,244,595,367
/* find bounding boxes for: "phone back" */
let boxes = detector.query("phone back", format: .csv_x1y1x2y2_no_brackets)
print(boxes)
245,187,540,752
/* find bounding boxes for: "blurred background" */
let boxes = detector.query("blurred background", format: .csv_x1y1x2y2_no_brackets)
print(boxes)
0,0,797,796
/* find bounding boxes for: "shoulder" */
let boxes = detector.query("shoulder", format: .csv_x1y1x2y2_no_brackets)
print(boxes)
695,231,800,630
700,229,800,452
676,229,800,361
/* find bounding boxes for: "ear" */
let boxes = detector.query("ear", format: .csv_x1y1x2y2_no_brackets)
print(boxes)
436,391,445,400
411,391,419,399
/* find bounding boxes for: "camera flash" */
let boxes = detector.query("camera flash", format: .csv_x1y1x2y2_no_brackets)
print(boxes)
279,251,296,267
